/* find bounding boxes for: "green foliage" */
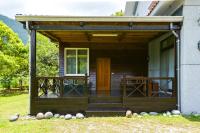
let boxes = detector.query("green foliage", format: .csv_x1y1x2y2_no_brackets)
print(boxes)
0,14,29,44
0,21,59,89
36,33,59,76
111,10,124,16
0,21,28,89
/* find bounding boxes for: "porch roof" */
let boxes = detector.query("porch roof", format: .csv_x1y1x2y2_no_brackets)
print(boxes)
15,15,183,44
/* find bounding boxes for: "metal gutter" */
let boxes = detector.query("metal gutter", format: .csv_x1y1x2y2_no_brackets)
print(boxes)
15,15,183,23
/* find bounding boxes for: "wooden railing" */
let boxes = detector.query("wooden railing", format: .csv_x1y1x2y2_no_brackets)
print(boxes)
36,76,88,98
121,77,176,97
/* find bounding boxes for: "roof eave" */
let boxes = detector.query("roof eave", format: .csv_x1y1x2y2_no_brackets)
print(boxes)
15,15,183,23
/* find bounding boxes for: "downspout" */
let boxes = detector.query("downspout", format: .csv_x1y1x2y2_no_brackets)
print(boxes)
170,23,181,111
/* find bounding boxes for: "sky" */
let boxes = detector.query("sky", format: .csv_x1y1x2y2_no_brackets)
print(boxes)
0,0,129,18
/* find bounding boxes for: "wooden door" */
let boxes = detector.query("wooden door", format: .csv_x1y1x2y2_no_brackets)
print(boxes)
96,58,111,95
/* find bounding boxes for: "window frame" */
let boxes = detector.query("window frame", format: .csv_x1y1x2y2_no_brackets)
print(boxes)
64,48,89,76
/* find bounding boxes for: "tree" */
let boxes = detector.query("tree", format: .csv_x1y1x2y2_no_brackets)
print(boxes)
36,33,59,77
0,21,28,89
111,10,124,16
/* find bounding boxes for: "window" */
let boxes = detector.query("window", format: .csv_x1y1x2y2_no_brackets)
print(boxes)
64,48,89,76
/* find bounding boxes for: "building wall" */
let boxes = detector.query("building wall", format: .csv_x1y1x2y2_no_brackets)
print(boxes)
135,1,151,16
180,0,200,114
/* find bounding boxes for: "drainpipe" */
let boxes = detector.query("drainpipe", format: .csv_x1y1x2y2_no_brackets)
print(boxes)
170,23,181,111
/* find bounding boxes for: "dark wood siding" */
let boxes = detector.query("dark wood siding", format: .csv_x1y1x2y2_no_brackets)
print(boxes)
31,97,88,115
90,49,148,91
123,97,177,112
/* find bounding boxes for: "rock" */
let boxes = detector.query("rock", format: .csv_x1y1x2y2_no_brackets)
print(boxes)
54,114,60,118
149,112,158,116
36,112,44,120
163,113,167,116
15,113,20,117
133,113,138,117
76,113,84,119
44,112,53,119
60,115,65,119
140,112,148,116
166,111,171,116
9,115,19,122
171,110,181,115
65,114,72,120
126,110,132,118
72,116,76,119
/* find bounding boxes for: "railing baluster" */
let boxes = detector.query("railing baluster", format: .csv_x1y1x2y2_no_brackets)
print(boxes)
60,78,64,97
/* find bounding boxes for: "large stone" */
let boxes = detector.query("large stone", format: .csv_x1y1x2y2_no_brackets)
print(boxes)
76,113,84,119
9,115,19,122
126,110,132,118
54,114,60,118
44,112,53,119
15,113,20,117
171,110,181,115
133,113,138,117
149,112,158,116
140,112,148,116
65,114,72,120
36,112,44,120
166,111,171,116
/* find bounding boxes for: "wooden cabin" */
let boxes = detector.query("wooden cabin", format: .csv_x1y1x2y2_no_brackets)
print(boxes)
16,15,183,116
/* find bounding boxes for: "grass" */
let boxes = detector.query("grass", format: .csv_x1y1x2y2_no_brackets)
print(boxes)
0,91,200,133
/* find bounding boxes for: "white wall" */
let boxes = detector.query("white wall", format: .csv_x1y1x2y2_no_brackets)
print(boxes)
180,0,200,114
135,1,151,16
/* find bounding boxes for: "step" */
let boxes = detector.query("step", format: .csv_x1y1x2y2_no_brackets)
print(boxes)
88,103,123,108
86,108,126,117
89,96,122,103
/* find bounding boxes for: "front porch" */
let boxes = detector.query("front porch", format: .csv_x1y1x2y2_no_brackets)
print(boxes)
16,15,182,115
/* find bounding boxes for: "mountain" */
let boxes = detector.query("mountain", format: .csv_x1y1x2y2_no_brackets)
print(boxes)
0,14,28,44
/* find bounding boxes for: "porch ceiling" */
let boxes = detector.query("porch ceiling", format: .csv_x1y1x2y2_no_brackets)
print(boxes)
16,15,183,45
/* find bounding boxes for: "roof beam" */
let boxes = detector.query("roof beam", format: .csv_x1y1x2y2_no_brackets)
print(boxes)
30,24,180,31
40,31,61,43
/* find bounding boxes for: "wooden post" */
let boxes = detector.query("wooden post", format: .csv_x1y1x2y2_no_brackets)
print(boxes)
84,74,88,97
172,78,176,97
30,30,36,114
